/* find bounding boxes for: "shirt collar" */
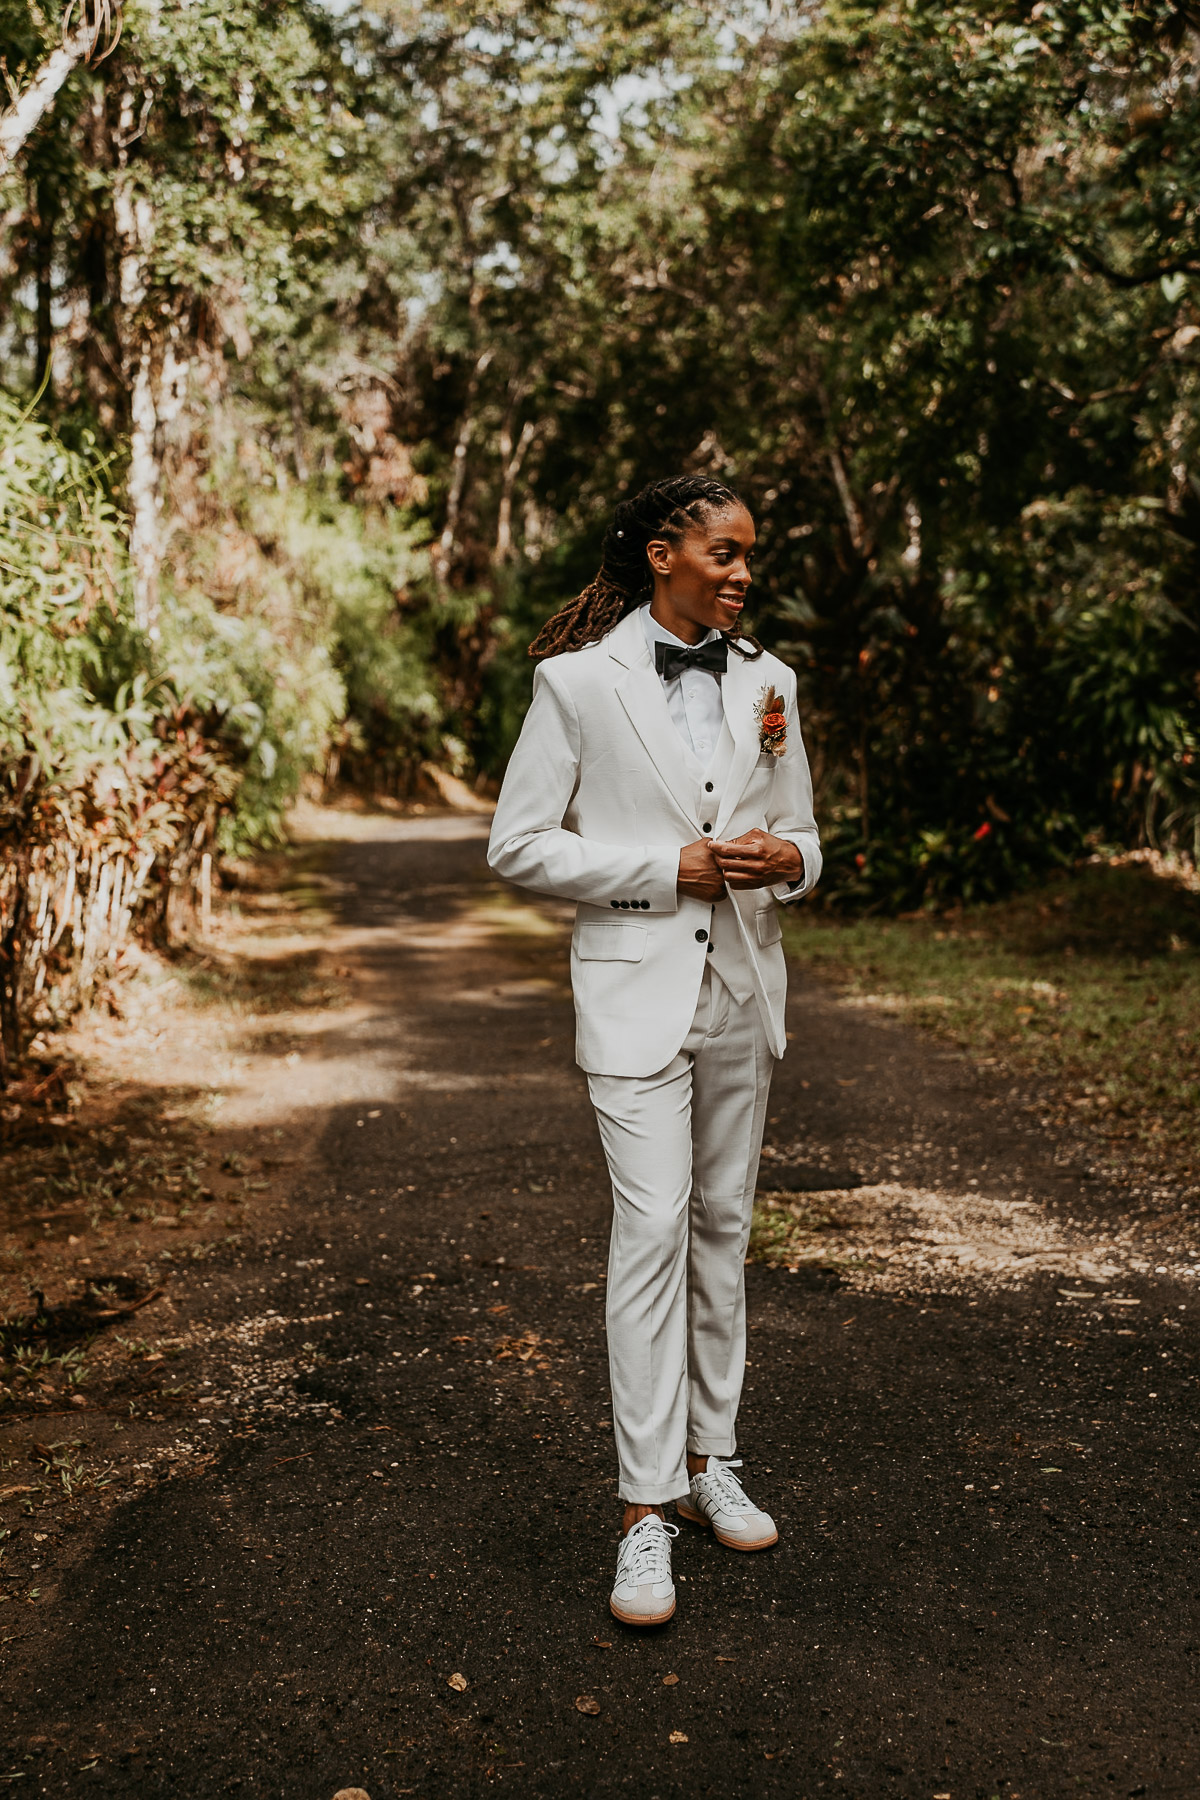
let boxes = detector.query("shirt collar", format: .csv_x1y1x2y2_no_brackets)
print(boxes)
640,602,723,660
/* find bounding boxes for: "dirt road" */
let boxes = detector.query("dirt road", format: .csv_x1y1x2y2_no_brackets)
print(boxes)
6,814,1199,1797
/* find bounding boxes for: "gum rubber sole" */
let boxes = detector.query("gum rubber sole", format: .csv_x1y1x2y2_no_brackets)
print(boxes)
676,1499,779,1551
609,1595,676,1626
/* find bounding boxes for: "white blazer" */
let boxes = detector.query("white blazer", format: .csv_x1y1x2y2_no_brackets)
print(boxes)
487,607,821,1077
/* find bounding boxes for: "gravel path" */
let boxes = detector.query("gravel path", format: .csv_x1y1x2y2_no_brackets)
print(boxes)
7,816,1198,1798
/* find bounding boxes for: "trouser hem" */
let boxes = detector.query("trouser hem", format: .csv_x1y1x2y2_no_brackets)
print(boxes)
618,1471,689,1506
687,1438,737,1458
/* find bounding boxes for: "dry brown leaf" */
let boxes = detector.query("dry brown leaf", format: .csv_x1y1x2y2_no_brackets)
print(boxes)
669,1730,689,1744
662,1673,680,1686
448,1672,468,1693
575,1695,601,1716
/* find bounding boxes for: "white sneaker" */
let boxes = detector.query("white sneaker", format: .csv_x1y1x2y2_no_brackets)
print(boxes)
677,1457,778,1551
609,1514,679,1626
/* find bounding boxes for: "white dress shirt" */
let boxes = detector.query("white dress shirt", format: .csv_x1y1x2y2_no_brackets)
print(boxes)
641,604,725,767
640,602,805,896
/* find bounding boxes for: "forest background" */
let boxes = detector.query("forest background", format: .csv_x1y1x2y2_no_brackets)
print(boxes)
1,0,1199,1068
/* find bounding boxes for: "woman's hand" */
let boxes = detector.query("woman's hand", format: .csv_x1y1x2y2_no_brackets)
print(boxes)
711,829,803,890
677,838,728,901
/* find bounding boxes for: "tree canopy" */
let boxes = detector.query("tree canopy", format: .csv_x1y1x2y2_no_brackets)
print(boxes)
0,0,1197,948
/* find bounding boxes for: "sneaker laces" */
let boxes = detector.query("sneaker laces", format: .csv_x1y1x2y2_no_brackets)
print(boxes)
696,1456,755,1514
619,1514,678,1585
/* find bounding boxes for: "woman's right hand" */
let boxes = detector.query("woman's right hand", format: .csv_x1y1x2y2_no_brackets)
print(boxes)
677,838,727,901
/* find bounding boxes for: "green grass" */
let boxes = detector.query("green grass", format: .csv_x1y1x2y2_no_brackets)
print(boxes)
782,860,1200,1196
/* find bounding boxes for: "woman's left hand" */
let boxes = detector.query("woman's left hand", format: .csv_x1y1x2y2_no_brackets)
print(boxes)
710,829,804,890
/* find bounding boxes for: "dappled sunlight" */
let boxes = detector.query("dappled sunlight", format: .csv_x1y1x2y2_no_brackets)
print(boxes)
752,1179,1199,1296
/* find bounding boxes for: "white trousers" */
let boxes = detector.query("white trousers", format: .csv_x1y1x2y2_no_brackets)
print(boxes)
587,967,775,1503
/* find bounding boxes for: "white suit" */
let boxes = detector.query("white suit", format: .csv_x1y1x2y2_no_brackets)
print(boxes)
488,605,821,1502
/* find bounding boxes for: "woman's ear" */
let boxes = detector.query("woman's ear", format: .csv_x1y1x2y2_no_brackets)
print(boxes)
645,536,672,577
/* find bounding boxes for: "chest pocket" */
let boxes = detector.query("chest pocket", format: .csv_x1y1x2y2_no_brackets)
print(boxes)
576,923,648,962
755,908,783,948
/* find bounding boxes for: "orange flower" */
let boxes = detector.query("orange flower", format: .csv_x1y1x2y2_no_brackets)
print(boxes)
762,711,786,733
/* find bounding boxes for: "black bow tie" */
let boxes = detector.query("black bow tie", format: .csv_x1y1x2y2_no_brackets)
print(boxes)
654,638,728,683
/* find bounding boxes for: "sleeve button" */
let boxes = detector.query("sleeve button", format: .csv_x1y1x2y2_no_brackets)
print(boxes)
611,900,620,909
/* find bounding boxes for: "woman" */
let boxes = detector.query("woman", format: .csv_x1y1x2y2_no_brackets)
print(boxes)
488,474,821,1625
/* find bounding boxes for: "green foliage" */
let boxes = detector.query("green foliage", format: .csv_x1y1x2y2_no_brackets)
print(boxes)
281,496,442,794
0,393,185,856
3,0,1199,918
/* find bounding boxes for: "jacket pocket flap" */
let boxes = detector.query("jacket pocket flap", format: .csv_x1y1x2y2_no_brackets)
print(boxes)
576,923,648,962
755,908,783,948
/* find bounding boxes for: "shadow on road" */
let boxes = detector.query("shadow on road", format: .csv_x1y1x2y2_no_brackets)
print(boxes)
6,814,1198,1798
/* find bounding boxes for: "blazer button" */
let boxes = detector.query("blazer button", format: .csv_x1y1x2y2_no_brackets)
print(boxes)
705,781,714,792
695,929,708,943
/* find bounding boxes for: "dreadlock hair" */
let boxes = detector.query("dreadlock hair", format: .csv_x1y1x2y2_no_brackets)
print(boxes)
528,474,765,660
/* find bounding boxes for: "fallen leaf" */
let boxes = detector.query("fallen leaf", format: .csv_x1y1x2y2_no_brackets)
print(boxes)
669,1731,688,1744
715,1656,737,1663
591,1639,612,1649
575,1695,601,1716
662,1673,679,1686
448,1672,468,1693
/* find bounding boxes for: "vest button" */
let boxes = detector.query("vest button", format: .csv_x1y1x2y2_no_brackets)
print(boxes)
705,781,714,792
703,823,712,833
707,942,714,953
695,929,708,943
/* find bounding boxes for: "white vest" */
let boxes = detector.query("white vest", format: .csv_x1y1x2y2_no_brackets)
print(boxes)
685,721,756,1006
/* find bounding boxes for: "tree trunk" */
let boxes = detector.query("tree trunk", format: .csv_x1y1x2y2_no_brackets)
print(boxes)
33,174,55,392
114,79,170,636
495,417,536,566
432,347,493,586
0,28,94,176
127,341,162,635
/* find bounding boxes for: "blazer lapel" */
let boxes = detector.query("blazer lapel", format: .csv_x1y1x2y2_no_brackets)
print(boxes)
712,648,762,837
607,611,702,832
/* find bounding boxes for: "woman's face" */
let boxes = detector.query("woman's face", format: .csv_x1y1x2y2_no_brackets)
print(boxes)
646,502,756,644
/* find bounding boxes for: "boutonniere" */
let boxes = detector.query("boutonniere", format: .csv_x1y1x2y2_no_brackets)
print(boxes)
755,685,788,757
